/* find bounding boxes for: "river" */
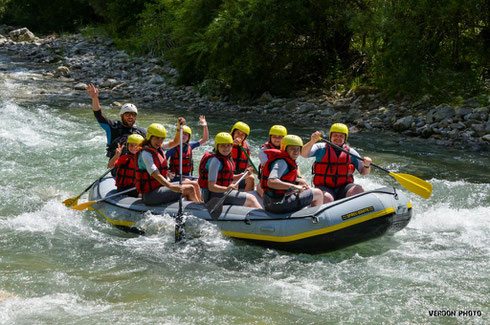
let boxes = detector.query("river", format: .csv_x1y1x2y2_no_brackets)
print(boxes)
1,53,489,324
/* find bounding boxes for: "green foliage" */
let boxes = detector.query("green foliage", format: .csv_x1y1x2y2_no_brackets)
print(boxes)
356,0,489,99
1,0,488,100
0,0,96,33
88,0,147,37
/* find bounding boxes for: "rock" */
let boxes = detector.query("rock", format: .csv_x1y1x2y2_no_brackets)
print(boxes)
482,134,490,142
418,125,433,138
56,66,70,77
486,121,490,133
148,75,164,84
258,91,273,103
0,34,6,45
319,106,334,117
393,116,414,131
297,103,315,113
284,101,297,111
74,82,87,90
449,122,466,130
432,106,456,122
346,108,361,122
331,111,343,121
456,107,472,116
9,28,36,42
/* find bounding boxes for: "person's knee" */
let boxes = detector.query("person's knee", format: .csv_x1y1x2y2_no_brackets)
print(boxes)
323,192,334,203
346,184,364,196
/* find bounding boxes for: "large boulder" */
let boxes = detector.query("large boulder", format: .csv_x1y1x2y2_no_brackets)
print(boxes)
393,116,414,131
8,28,36,42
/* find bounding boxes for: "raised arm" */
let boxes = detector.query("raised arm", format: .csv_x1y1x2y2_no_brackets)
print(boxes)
300,131,321,158
163,117,186,149
86,83,101,112
198,115,209,145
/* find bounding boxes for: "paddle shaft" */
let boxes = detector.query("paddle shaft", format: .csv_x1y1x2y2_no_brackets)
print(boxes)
209,171,249,215
238,145,259,174
70,186,136,210
175,124,185,242
63,168,113,206
320,138,432,199
320,139,387,172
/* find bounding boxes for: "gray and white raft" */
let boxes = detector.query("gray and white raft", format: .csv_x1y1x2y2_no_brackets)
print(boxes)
88,176,413,254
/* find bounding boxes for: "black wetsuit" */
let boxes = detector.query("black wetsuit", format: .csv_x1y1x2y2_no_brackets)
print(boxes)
94,110,146,158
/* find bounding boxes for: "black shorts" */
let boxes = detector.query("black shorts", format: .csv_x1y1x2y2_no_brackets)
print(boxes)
263,189,313,214
316,183,356,200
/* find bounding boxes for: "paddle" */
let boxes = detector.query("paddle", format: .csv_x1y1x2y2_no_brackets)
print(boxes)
238,145,259,174
70,186,136,210
206,171,250,220
174,124,185,242
62,168,113,207
320,138,433,199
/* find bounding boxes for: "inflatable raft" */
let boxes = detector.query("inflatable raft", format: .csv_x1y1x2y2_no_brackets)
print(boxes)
88,176,413,254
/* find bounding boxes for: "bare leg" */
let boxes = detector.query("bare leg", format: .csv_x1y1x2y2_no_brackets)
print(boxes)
245,193,262,209
345,184,364,197
256,182,264,197
183,179,202,202
311,188,324,207
323,192,335,203
244,174,255,192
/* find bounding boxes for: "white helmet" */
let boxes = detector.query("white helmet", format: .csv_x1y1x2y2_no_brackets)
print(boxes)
120,103,138,115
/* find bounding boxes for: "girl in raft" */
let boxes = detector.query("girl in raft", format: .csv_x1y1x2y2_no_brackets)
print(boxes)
198,132,262,209
230,121,255,192
260,135,323,213
135,123,202,205
107,133,144,197
257,125,288,196
167,115,209,181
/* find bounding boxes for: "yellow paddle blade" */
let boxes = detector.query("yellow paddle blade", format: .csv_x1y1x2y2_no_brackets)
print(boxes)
70,200,96,211
62,197,79,207
389,172,433,199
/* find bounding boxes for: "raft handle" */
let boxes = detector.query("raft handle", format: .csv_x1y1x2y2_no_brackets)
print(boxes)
393,187,399,200
311,216,319,224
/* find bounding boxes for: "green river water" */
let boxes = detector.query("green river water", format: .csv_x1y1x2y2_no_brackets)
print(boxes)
0,54,489,324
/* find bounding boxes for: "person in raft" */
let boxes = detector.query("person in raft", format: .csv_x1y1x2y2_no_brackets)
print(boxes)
198,132,262,209
300,123,372,203
86,83,146,160
136,123,202,205
167,115,209,181
230,121,256,192
260,135,323,213
256,125,288,197
107,133,144,197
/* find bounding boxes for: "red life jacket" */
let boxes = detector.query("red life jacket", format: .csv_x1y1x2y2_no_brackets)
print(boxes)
260,149,298,197
231,141,250,173
114,154,136,188
312,144,355,188
135,146,168,194
169,143,193,176
198,152,235,189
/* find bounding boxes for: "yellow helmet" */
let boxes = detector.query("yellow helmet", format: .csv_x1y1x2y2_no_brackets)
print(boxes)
146,123,167,140
182,125,192,136
127,134,144,145
329,123,349,141
231,121,250,136
269,125,287,136
214,132,233,150
280,135,303,151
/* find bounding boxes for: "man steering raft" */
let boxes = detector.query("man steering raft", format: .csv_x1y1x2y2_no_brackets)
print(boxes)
86,83,146,159
301,123,372,203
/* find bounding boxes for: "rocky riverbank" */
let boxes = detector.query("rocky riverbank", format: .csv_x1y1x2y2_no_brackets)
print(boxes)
1,27,489,151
